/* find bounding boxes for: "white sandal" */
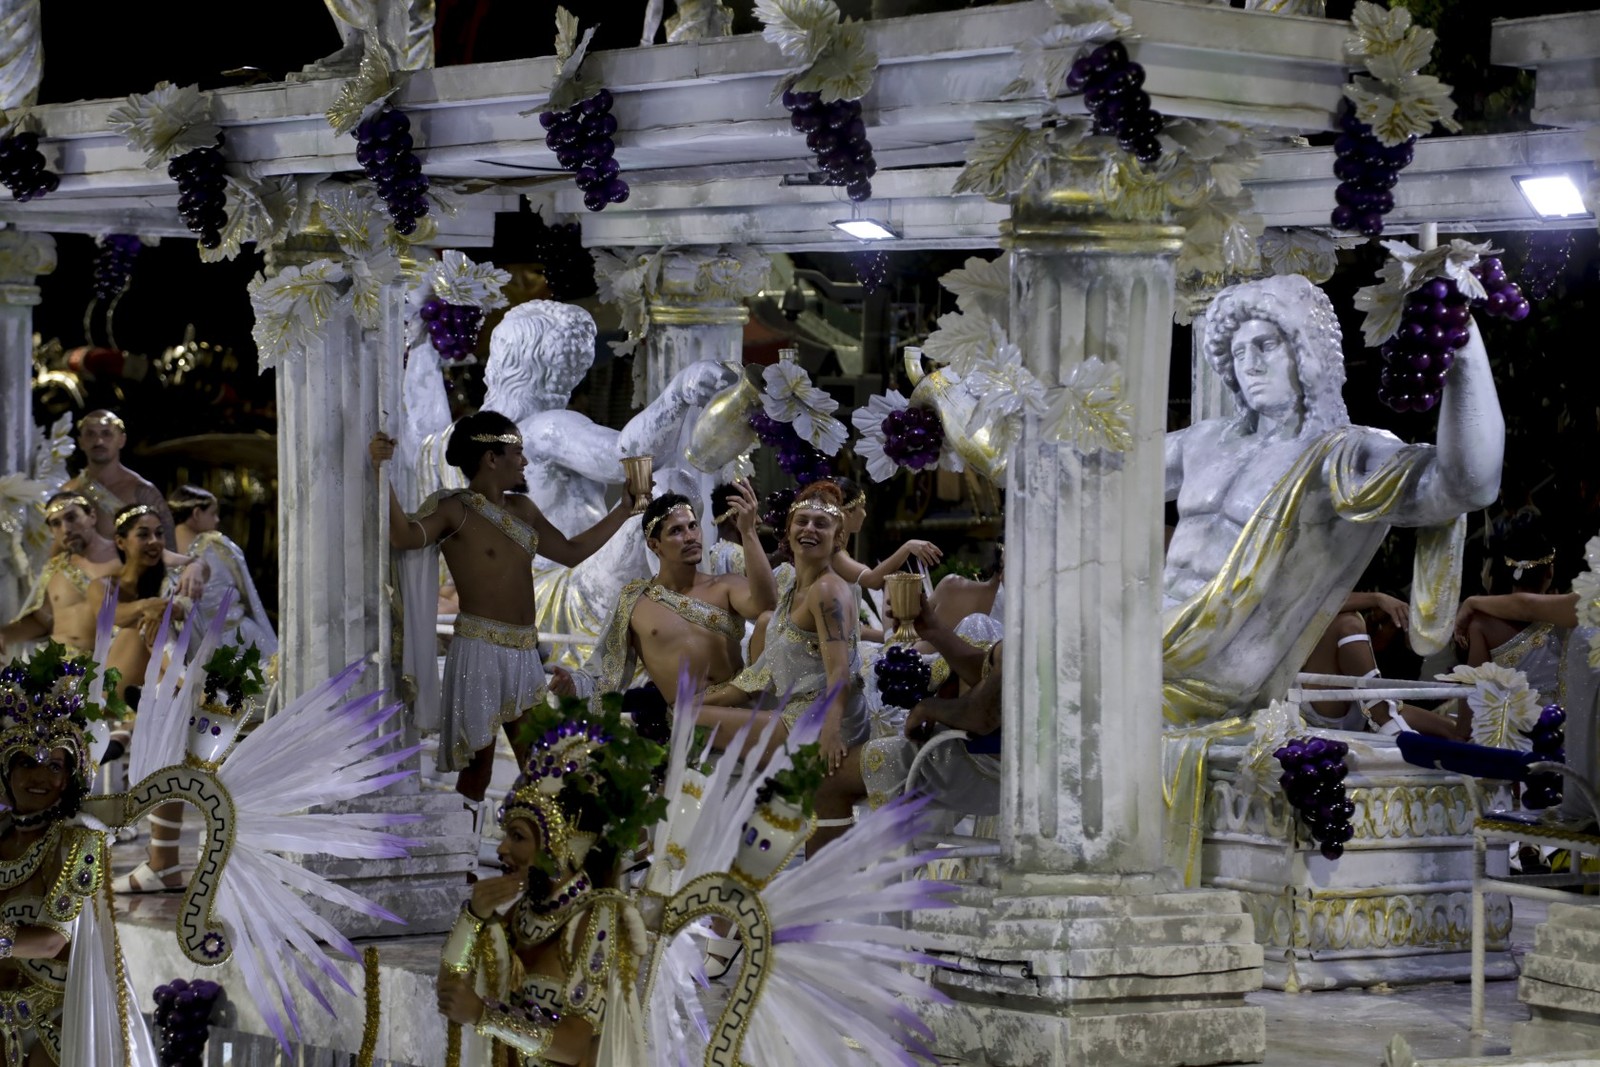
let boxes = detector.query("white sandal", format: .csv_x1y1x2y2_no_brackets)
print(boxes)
112,860,187,894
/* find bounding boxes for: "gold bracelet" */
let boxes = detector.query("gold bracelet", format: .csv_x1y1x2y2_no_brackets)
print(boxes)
476,1001,555,1056
0,921,16,959
441,906,485,974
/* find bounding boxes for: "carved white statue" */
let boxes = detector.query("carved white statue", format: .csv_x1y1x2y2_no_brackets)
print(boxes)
1162,273,1503,725
401,300,737,679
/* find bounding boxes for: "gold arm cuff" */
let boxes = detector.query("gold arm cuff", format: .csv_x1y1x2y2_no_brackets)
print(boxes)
441,908,485,973
476,1004,555,1056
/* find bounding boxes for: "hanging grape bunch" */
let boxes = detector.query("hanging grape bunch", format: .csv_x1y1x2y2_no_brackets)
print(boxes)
1274,737,1356,860
1376,279,1470,414
420,297,485,361
750,410,832,484
92,235,143,302
851,250,889,294
1330,99,1413,239
782,90,876,202
168,141,228,249
530,213,597,301
1064,41,1164,166
1522,703,1566,810
540,89,628,213
882,405,944,471
876,645,933,710
1468,257,1530,322
153,978,223,1067
354,107,430,236
0,129,60,202
1519,232,1573,302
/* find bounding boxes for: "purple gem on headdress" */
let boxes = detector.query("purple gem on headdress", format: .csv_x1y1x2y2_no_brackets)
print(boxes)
759,839,771,851
55,895,70,912
590,949,604,970
211,726,221,736
743,827,757,846
83,853,94,865
1,1002,12,1022
571,982,588,1003
14,1000,27,1020
198,716,210,732
595,930,605,942
77,869,92,888
189,716,196,726
566,762,577,773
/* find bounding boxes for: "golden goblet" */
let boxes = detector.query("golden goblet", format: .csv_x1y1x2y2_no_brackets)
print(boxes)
621,455,654,515
884,573,924,647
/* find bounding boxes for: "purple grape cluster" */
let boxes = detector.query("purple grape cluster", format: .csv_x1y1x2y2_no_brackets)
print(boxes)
750,410,832,484
92,235,143,302
1378,279,1470,414
1520,231,1574,301
781,90,875,202
1274,736,1355,860
882,405,944,471
876,644,932,710
354,107,430,236
420,297,484,361
1523,703,1566,810
0,130,59,202
1065,41,1163,165
852,251,889,294
153,978,222,1066
1469,256,1530,322
168,143,227,249
540,89,628,212
529,213,597,301
1330,99,1414,238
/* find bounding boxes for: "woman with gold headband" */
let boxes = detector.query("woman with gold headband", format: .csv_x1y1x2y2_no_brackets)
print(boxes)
436,699,664,1066
166,486,277,658
701,480,869,771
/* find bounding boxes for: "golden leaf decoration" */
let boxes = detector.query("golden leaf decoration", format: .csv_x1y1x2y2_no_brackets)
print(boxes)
326,37,398,135
106,81,220,168
1435,663,1540,752
1043,357,1133,456
1346,76,1460,147
247,259,349,371
953,120,1049,202
427,249,512,310
546,8,599,112
793,21,877,103
921,309,1006,376
1345,1,1413,58
554,7,582,63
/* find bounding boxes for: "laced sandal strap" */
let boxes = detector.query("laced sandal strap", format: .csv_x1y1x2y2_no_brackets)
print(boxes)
147,814,184,830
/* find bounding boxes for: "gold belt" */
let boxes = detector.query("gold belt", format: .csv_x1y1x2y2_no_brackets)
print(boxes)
455,614,540,652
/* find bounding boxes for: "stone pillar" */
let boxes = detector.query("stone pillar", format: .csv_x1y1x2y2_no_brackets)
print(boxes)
0,230,56,626
1182,284,1237,425
267,234,470,935
917,149,1266,1067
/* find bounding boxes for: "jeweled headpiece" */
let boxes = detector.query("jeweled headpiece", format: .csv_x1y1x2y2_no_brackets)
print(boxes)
788,499,844,522
79,411,126,433
0,643,115,790
114,504,156,529
501,719,611,872
645,503,696,540
470,432,522,446
45,495,94,521
1506,552,1556,580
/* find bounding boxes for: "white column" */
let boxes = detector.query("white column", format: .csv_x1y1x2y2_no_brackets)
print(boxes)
0,230,54,477
266,235,470,935
1184,288,1237,425
917,148,1266,1067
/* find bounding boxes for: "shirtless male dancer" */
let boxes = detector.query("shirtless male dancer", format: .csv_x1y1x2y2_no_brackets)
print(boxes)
575,483,775,709
62,411,176,547
0,493,203,658
370,410,642,816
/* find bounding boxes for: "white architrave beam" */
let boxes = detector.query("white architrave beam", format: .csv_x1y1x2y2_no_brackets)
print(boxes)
0,1,1350,243
1491,12,1600,129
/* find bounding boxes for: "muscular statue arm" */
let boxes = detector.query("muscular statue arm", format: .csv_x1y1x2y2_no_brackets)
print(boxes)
1371,319,1504,524
525,411,626,485
1164,425,1189,502
616,361,738,463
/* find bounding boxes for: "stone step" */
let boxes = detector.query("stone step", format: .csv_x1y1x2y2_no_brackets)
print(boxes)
939,964,1262,1003
983,911,1257,951
1546,902,1600,932
1520,975,1600,1017
982,888,1252,921
306,850,473,880
308,877,468,938
1534,918,1600,962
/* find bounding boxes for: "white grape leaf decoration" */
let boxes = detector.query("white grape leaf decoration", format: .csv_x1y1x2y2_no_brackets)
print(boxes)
954,120,1049,202
940,255,1010,325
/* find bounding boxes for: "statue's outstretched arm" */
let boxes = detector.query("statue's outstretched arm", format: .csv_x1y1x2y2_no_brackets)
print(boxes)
1399,318,1504,522
617,361,739,463
527,412,627,485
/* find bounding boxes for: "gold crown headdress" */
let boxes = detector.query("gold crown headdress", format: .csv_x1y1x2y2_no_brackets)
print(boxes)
645,503,696,540
79,412,126,432
500,719,612,874
1506,552,1556,580
0,643,115,792
789,499,844,522
470,432,522,446
114,504,156,531
45,495,94,520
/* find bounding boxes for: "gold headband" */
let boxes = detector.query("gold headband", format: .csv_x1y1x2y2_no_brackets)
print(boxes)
1506,552,1555,578
168,494,215,511
45,495,93,519
116,505,156,526
80,413,125,432
646,503,696,539
789,500,844,522
469,432,522,445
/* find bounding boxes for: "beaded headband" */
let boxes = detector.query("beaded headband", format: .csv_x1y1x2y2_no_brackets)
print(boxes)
116,504,155,523
788,500,844,522
469,432,522,446
1506,552,1555,580
79,412,125,433
45,496,94,520
645,503,696,540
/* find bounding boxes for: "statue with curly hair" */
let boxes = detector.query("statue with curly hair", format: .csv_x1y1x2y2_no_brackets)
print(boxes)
1161,273,1505,725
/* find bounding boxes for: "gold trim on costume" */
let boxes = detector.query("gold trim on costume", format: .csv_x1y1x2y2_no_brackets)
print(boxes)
454,613,540,651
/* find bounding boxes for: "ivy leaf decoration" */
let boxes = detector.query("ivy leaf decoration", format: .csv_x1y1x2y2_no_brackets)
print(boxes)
326,37,399,136
953,120,1049,202
940,254,1010,324
792,22,877,103
201,637,267,708
754,0,839,65
547,7,599,112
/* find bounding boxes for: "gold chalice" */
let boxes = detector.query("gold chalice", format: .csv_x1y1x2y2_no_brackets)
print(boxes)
884,573,924,647
621,455,654,515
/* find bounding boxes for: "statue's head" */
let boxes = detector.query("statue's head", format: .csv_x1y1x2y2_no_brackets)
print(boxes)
484,300,598,417
1204,275,1349,435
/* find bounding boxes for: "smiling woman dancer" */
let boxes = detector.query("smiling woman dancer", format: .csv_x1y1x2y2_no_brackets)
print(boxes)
698,480,868,773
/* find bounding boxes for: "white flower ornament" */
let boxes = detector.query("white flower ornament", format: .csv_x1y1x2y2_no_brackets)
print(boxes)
762,360,848,456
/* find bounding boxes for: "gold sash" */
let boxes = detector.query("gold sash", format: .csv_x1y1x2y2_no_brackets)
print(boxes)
15,554,93,621
588,580,743,703
414,489,541,558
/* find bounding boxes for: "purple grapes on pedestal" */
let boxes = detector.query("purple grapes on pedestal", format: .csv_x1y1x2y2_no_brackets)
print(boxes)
876,645,933,710
851,251,889,294
1520,231,1574,301
353,107,430,236
1523,703,1565,810
0,130,60,202
782,89,875,202
167,140,228,249
92,235,143,301
1064,40,1164,165
1330,99,1414,239
749,409,832,484
1274,737,1356,860
881,406,944,471
153,978,223,1067
540,89,629,212
420,297,485,361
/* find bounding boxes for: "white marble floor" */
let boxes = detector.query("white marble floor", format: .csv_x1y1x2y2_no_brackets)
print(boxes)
109,826,1580,1066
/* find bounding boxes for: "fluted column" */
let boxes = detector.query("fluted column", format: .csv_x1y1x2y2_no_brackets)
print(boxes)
0,230,54,477
999,154,1182,877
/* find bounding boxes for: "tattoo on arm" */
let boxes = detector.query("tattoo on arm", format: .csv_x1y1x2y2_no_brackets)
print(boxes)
821,598,848,642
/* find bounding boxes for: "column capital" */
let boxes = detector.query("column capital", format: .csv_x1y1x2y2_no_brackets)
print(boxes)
1003,142,1186,255
262,231,345,276
0,230,56,290
643,245,770,323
